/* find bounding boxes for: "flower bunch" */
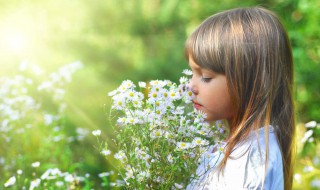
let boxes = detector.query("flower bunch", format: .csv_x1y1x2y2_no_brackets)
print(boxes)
105,70,226,189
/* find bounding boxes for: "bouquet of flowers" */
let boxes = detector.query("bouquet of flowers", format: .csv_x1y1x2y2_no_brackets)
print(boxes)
102,70,226,189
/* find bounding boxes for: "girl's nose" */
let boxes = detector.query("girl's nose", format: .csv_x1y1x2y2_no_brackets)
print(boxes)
188,80,198,95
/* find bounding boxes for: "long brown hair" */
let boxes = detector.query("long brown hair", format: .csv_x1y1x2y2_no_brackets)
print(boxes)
185,7,295,190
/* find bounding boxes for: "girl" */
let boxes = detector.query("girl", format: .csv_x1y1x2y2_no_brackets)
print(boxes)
185,7,295,190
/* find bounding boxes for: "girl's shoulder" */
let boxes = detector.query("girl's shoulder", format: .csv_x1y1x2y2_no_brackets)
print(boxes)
186,126,284,190
225,126,284,189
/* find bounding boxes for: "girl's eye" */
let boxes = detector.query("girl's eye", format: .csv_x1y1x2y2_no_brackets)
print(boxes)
201,77,211,83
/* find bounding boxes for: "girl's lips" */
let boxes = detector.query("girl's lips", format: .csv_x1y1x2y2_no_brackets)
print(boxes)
193,101,202,109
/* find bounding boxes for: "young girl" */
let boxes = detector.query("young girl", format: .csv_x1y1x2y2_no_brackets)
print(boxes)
185,7,295,190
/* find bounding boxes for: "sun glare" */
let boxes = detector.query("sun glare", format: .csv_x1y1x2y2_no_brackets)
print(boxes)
1,30,29,54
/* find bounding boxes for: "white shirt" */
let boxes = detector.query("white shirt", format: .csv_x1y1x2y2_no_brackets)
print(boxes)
186,126,284,190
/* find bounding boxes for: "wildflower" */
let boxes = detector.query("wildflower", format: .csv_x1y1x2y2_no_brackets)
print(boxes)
148,91,161,102
167,154,174,163
118,80,135,92
294,173,302,184
138,82,146,88
179,76,189,84
301,130,313,143
182,69,192,76
114,150,128,163
177,142,191,150
305,121,317,128
137,171,148,182
174,183,184,189
169,90,180,100
64,174,74,182
150,80,166,87
303,166,314,173
150,129,165,139
30,178,41,190
192,137,209,147
108,89,118,96
92,130,101,136
4,176,16,187
41,168,62,180
101,149,111,156
17,170,23,175
135,147,151,160
56,181,64,187
126,117,139,125
124,165,135,180
112,94,126,110
311,179,320,188
98,171,113,178
43,114,57,125
31,161,40,168
106,72,225,189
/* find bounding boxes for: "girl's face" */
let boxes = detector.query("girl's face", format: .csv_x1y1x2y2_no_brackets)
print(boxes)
188,55,235,123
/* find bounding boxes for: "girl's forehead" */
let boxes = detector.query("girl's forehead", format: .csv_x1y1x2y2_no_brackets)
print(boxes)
188,55,200,68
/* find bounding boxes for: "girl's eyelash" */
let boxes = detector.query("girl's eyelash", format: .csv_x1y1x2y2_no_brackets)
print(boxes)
201,77,211,83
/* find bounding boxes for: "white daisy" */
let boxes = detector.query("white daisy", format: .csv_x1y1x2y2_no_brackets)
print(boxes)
177,142,191,150
182,69,192,76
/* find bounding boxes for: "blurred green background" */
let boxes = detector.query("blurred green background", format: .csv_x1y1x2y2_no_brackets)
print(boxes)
0,0,319,189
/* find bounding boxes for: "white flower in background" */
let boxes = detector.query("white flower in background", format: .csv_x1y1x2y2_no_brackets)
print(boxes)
92,130,101,136
98,171,114,178
101,149,111,156
303,166,314,173
117,117,127,125
31,64,43,75
294,173,302,184
301,130,313,143
137,171,149,182
305,121,317,128
31,161,40,168
124,165,135,180
174,183,184,189
19,60,29,71
64,174,74,182
311,179,320,188
4,176,16,187
114,150,127,163
55,181,64,187
313,157,320,165
167,154,174,163
29,178,41,190
108,89,118,96
182,69,192,76
17,170,23,175
43,114,59,125
135,147,151,160
138,82,146,88
76,127,89,137
41,168,62,180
